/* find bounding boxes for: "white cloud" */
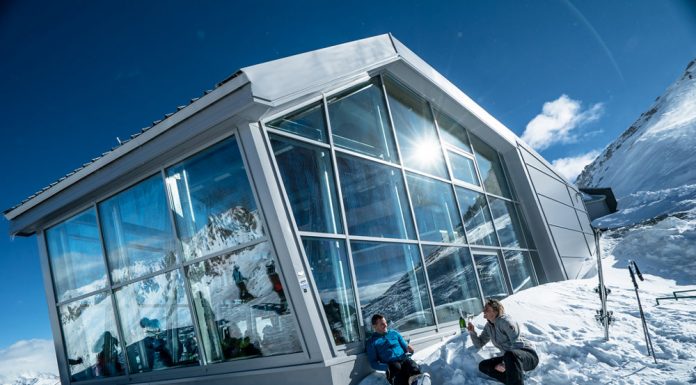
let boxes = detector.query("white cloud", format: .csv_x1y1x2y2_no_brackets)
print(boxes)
0,339,58,383
551,150,600,182
522,95,603,151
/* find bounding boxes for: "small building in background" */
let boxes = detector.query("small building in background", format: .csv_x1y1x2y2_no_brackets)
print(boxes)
579,187,618,221
4,34,595,385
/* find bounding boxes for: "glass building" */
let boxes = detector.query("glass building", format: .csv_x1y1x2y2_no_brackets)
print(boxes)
4,35,596,385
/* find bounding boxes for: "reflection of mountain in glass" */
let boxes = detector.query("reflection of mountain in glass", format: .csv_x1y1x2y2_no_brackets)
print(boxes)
183,207,264,260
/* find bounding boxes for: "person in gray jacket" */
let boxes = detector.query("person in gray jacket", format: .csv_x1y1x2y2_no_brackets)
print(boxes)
467,299,538,385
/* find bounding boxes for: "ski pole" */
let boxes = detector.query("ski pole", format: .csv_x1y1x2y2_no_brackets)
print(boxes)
628,260,657,364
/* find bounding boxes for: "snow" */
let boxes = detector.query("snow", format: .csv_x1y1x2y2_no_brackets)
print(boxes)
360,215,696,384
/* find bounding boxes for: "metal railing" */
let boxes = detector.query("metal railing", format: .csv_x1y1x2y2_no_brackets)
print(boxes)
655,289,696,305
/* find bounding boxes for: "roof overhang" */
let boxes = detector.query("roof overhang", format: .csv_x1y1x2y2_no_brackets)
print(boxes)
5,33,529,236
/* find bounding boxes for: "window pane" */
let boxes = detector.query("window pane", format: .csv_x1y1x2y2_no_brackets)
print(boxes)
337,154,415,239
435,111,472,153
473,254,508,300
186,242,302,362
448,151,480,187
455,188,499,246
302,238,359,345
270,135,343,234
165,138,264,261
60,293,125,381
406,173,465,243
115,270,199,373
470,135,511,197
351,241,434,333
422,246,481,323
328,79,398,162
489,197,527,249
504,250,538,292
99,175,177,284
266,102,327,142
46,209,107,302
385,78,447,178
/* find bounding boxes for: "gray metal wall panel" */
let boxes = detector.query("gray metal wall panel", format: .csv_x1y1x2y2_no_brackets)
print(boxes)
538,195,584,231
549,225,592,260
560,257,590,280
520,148,564,183
577,209,594,234
566,184,588,212
527,166,573,206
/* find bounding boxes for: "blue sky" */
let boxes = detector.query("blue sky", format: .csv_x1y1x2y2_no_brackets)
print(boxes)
1,0,694,354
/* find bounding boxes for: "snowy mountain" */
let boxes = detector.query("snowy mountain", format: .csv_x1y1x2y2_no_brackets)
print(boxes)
576,58,696,199
2,373,58,385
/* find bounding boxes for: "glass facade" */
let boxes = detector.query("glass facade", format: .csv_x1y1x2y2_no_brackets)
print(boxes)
46,136,304,381
45,75,540,382
266,76,538,340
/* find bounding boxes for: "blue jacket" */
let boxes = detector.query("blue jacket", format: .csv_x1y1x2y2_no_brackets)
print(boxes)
366,330,409,371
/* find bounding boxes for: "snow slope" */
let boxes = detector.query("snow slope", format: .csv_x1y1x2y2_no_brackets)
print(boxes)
576,59,696,197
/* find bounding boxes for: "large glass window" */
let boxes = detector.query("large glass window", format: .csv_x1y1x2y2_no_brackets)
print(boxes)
114,270,199,373
447,150,480,187
489,198,527,249
503,250,538,292
435,111,472,153
302,238,359,345
406,173,465,243
60,293,125,381
266,102,327,142
186,242,302,363
328,79,398,162
270,135,343,234
46,208,107,303
470,135,511,198
165,138,264,261
422,246,481,322
384,78,448,178
456,188,498,246
99,175,177,284
472,253,508,300
337,154,415,239
351,241,434,333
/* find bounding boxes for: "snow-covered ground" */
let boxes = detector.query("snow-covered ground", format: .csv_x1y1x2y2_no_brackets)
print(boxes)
360,208,696,385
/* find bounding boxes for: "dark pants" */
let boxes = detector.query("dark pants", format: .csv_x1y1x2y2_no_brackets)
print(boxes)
387,357,421,385
478,348,538,385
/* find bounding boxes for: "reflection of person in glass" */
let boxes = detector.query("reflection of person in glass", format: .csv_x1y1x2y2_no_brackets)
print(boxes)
265,259,286,305
233,263,254,302
93,331,124,377
140,317,174,369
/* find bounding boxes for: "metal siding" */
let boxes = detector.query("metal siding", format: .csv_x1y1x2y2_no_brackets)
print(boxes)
527,166,574,206
538,195,585,231
549,225,593,260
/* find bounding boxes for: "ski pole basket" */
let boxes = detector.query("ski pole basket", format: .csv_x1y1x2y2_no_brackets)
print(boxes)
655,289,696,305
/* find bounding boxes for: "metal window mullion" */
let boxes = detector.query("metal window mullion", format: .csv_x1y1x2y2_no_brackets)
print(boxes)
265,126,332,149
160,168,207,366
333,145,401,169
401,165,453,185
379,74,439,328
324,92,366,344
93,201,131,377
180,237,269,268
261,115,343,355
347,235,419,244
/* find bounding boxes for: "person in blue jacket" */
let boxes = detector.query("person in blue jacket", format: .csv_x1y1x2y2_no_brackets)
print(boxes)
366,314,421,385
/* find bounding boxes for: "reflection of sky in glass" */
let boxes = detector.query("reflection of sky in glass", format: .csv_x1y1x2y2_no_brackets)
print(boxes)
435,111,472,153
271,136,343,234
46,208,107,302
337,154,415,239
407,173,465,243
99,174,177,284
328,79,398,162
267,102,327,142
489,198,527,248
471,135,510,198
385,77,448,178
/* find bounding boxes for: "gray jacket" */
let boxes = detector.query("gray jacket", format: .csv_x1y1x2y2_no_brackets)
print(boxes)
469,314,533,352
